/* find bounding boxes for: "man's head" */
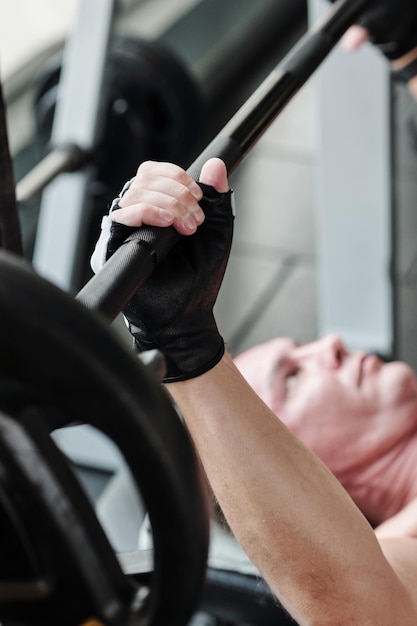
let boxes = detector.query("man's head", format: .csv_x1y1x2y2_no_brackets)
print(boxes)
234,335,417,524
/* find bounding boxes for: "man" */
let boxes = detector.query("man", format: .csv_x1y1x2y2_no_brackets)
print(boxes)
234,334,417,528
92,1,417,622
94,156,417,625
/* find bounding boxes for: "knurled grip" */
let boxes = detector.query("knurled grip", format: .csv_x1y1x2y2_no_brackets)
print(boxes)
77,237,158,318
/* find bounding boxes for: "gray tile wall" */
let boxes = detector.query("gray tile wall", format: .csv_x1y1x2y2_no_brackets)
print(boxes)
216,83,317,356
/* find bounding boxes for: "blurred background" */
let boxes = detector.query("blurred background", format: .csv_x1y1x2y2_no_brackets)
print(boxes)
1,0,417,570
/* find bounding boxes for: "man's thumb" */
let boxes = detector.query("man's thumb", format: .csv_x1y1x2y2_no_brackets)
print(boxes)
199,158,229,192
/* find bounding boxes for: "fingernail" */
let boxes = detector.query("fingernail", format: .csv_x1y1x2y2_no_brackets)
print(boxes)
183,216,197,231
193,207,205,225
160,209,174,223
189,182,202,199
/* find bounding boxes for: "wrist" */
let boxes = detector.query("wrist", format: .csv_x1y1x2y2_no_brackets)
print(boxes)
129,314,225,383
391,47,417,100
161,335,225,383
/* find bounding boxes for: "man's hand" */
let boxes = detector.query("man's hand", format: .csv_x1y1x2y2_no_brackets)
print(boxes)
91,158,234,383
330,0,417,60
328,0,417,96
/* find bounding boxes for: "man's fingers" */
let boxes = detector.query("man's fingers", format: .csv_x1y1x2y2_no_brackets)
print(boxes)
134,160,203,200
199,158,229,192
341,25,370,52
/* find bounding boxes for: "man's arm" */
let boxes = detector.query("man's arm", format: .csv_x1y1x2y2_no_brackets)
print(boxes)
344,29,417,99
392,46,417,100
333,0,417,99
167,353,417,626
96,157,417,624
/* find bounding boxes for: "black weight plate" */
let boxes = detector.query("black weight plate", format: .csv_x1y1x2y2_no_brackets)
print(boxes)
0,409,134,626
0,249,209,626
33,37,204,195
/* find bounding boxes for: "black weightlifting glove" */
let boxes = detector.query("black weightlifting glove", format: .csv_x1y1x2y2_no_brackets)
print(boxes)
91,183,234,383
330,0,417,60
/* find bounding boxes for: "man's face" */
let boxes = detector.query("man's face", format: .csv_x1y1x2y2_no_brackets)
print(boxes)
234,335,417,523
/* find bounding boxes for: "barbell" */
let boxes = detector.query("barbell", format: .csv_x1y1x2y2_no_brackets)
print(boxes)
0,1,370,625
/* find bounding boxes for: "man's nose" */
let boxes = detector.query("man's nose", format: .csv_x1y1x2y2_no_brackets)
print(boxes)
294,334,347,370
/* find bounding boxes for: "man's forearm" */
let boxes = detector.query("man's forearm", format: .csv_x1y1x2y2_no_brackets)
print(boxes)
167,353,417,625
391,46,417,100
